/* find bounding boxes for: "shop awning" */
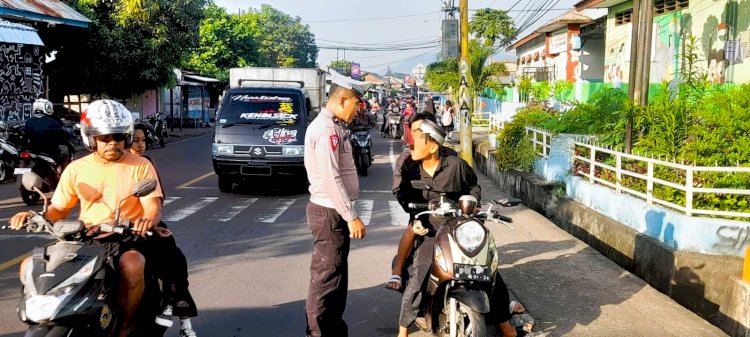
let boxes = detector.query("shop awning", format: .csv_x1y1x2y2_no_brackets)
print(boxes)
0,19,42,45
0,0,91,28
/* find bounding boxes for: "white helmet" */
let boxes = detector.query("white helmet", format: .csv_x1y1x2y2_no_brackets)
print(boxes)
80,99,134,151
32,98,54,116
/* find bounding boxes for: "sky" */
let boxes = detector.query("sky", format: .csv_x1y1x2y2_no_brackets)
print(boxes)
214,0,579,75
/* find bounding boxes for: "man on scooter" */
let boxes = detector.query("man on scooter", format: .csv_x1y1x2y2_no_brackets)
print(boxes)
391,113,516,337
348,101,377,131
24,98,72,171
10,99,163,337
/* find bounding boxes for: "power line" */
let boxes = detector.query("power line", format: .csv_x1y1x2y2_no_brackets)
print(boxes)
317,44,440,52
316,38,440,48
302,11,441,23
363,48,440,70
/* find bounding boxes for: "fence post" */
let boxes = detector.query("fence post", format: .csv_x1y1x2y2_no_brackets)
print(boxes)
685,166,693,216
543,132,548,158
647,161,654,204
589,146,596,183
616,153,622,193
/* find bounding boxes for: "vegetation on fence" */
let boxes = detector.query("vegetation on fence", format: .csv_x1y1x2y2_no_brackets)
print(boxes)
506,39,750,216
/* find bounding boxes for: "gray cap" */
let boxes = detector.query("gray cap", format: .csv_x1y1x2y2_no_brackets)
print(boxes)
329,69,372,98
417,118,447,144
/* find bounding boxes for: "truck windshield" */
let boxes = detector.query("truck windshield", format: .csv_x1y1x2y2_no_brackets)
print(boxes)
219,93,302,125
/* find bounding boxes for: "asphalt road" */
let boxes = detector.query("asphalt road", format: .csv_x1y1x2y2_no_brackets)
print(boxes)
0,130,425,337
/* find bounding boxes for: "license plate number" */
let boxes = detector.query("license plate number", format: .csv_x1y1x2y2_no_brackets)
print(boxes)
14,168,31,175
454,263,491,282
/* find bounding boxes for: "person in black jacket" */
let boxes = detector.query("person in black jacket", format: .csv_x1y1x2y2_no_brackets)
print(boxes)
25,99,71,170
131,123,199,337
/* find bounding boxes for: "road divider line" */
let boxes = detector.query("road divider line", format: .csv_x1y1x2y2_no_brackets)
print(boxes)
0,252,30,272
176,171,214,189
389,201,410,226
163,197,181,206
164,197,218,222
211,198,258,222
257,199,296,223
355,200,373,226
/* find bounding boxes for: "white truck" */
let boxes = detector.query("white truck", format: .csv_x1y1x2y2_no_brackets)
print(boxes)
229,67,327,117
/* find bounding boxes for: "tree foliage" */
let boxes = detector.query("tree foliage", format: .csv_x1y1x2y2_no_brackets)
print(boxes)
469,8,516,48
329,60,354,75
45,0,205,98
251,5,318,68
424,40,507,97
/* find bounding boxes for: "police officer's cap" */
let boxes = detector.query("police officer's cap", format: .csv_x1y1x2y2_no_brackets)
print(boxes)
329,69,371,98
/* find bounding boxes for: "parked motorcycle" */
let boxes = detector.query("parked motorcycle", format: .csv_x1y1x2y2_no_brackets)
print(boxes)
407,181,521,337
2,173,168,337
387,107,404,139
0,121,21,182
350,128,372,176
15,144,73,206
140,120,165,150
146,112,168,146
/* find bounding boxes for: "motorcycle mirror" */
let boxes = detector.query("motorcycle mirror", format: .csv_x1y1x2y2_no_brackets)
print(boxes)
491,198,522,207
459,195,478,215
21,172,44,191
132,179,158,197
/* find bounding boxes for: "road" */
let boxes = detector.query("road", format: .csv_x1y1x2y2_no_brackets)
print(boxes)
0,130,727,337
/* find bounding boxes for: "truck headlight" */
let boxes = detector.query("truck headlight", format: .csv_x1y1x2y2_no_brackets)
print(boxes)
282,146,304,156
212,144,234,155
455,220,486,253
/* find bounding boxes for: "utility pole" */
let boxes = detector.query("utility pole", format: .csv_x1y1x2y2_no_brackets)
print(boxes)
458,0,473,166
625,0,654,153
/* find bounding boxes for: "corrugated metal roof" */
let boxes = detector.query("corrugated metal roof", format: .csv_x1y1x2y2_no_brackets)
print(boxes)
0,0,91,28
0,20,42,45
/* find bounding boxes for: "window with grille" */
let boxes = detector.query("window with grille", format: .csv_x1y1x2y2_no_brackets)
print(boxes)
654,0,688,15
615,9,632,26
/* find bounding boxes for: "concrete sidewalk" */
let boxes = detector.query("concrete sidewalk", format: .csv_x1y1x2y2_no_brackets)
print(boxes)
476,171,727,336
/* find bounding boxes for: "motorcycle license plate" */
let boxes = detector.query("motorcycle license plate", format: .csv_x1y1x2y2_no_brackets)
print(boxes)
13,168,31,175
453,263,491,282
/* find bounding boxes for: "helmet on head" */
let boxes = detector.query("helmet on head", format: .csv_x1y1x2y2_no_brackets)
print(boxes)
33,99,54,116
80,99,134,151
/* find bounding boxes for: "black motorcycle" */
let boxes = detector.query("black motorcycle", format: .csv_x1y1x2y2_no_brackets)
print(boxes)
3,173,167,337
350,128,372,176
15,144,73,206
144,113,166,149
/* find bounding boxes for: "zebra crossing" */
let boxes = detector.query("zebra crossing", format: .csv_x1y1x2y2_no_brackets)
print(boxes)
160,196,411,226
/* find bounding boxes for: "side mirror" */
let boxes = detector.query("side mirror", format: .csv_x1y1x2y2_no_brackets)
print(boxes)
21,172,44,191
491,198,522,207
132,179,158,197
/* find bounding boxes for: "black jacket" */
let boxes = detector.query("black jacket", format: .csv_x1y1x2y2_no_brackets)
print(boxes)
25,115,68,152
392,146,480,216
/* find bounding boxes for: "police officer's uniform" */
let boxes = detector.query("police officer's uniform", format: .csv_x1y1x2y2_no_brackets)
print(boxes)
303,71,370,337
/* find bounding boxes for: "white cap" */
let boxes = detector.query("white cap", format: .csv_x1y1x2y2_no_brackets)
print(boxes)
329,69,371,98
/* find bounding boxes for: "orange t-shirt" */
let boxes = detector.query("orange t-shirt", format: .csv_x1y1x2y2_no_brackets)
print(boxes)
51,152,164,227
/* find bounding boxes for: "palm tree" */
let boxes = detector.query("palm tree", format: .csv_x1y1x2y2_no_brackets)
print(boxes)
424,40,507,101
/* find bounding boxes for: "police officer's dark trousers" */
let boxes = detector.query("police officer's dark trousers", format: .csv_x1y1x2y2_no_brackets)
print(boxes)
305,202,350,337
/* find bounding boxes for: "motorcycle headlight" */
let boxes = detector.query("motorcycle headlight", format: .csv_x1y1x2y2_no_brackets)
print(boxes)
212,144,233,155
53,257,98,291
455,220,486,253
25,295,63,322
434,245,448,272
282,146,304,156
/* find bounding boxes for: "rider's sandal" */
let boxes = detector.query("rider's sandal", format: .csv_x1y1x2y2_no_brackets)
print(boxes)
384,275,402,292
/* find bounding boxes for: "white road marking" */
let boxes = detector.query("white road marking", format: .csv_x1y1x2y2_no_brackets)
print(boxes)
354,200,374,226
389,201,410,226
163,197,181,206
256,199,296,223
164,197,218,222
211,198,258,222
0,233,52,240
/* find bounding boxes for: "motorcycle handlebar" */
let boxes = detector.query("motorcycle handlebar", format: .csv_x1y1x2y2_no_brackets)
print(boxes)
408,202,429,209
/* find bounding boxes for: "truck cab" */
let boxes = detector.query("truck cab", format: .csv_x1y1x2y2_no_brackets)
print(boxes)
212,83,312,192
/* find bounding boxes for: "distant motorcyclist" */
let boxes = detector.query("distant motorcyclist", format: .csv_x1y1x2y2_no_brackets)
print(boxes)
348,102,377,131
24,98,72,170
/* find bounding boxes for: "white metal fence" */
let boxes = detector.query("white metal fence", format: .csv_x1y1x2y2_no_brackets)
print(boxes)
571,141,750,218
525,126,552,159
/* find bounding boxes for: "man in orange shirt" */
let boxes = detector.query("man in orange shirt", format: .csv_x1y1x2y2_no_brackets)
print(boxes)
10,99,163,337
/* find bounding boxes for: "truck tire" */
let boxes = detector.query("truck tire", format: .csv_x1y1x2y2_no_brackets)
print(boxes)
218,175,234,193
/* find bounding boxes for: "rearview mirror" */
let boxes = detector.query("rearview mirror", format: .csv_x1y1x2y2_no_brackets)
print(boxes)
132,179,158,197
491,198,522,207
21,172,44,191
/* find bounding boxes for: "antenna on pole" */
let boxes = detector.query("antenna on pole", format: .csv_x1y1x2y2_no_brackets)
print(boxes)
442,0,458,19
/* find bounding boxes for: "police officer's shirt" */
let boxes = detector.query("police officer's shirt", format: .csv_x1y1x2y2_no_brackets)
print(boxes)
305,108,359,221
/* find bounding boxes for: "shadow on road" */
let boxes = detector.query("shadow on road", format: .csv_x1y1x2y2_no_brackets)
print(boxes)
496,240,647,337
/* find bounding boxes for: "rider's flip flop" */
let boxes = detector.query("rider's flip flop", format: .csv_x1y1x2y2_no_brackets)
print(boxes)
385,275,402,292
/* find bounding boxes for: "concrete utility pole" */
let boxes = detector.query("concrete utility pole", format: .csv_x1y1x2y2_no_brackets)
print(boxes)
625,0,654,153
458,0,473,166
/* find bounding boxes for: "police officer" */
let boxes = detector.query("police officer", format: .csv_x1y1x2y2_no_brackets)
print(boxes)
303,70,370,337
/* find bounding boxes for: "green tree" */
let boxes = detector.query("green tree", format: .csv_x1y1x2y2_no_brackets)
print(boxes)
44,0,205,98
469,8,516,48
329,60,354,75
250,5,318,68
183,3,261,80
